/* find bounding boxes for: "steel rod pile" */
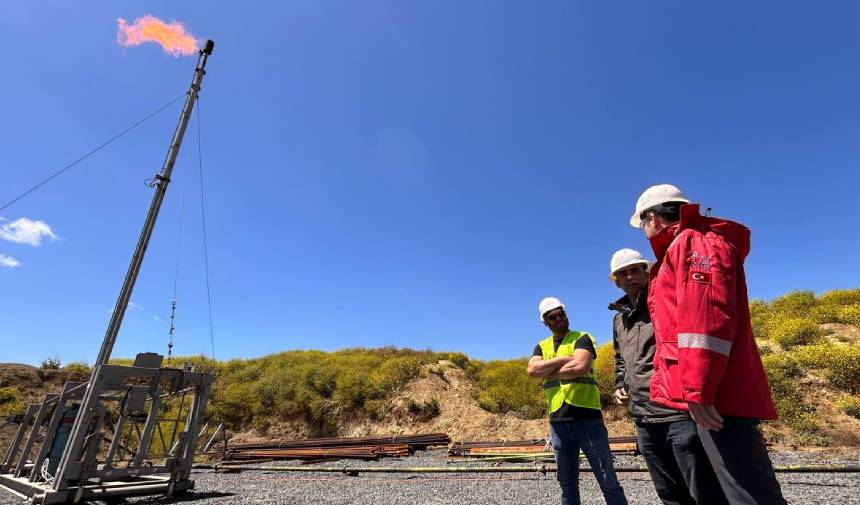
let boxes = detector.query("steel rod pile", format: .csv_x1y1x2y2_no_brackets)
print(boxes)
224,433,450,462
448,436,639,458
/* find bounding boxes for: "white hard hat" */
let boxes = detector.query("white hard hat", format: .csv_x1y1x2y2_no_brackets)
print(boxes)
629,184,690,228
609,248,649,280
539,297,565,321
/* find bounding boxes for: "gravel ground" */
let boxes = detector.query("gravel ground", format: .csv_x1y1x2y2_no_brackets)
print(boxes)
0,449,857,504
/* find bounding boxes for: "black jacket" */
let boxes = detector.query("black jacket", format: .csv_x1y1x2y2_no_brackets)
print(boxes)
611,290,687,423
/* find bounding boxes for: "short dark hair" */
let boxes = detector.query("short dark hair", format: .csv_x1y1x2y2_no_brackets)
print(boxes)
641,201,684,223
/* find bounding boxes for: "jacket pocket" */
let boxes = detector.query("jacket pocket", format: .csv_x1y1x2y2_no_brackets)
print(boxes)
660,340,683,402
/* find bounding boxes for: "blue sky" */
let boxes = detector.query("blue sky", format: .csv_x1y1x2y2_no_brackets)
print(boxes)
1,1,858,365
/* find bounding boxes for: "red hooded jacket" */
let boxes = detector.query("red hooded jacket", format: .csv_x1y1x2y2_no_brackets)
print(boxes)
647,204,777,420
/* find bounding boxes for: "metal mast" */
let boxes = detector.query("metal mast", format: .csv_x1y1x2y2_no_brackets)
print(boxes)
53,40,215,490
95,39,214,368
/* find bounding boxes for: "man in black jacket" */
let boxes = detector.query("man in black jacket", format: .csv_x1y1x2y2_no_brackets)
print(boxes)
609,249,727,505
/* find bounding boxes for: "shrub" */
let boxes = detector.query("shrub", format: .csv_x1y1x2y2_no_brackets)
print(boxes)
40,356,61,369
836,395,860,419
62,362,91,374
0,386,26,417
170,354,224,374
474,359,545,419
756,339,775,356
810,305,839,325
791,342,834,369
818,289,860,307
436,352,471,370
405,398,440,421
369,356,421,396
824,344,860,393
459,359,484,381
803,289,860,325
0,387,16,404
761,353,820,440
749,300,771,339
751,289,860,343
835,305,860,326
768,318,820,348
592,342,616,406
790,342,860,393
770,290,817,315
205,347,449,434
211,381,259,428
762,353,802,382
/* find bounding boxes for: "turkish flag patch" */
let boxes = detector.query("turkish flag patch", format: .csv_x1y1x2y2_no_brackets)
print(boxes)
689,271,711,285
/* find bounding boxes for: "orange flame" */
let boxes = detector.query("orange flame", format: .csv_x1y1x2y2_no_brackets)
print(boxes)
117,15,198,57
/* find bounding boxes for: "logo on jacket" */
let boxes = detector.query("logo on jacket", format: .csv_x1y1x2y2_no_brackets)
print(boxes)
689,271,712,284
688,251,712,271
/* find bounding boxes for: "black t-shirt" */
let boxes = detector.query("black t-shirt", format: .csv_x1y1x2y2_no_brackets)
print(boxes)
532,333,601,422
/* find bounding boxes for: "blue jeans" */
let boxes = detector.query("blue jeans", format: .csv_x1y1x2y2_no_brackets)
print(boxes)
550,418,628,505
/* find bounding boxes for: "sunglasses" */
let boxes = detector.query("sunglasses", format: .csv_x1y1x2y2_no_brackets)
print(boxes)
544,311,567,322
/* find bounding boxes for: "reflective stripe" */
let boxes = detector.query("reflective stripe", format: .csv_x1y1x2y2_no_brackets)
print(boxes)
543,377,598,389
678,333,732,356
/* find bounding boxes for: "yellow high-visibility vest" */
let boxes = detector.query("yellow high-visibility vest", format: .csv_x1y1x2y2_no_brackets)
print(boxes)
539,331,601,413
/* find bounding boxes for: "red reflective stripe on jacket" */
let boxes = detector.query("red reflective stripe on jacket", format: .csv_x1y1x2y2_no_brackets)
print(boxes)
647,204,777,420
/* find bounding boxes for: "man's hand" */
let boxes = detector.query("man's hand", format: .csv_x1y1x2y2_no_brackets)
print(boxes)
613,387,628,405
688,401,724,431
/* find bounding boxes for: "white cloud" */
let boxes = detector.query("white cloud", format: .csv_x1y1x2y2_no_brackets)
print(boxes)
153,315,163,322
108,301,144,314
0,217,58,246
0,254,20,267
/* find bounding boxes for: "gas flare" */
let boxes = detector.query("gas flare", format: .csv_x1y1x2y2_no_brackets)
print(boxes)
117,15,198,57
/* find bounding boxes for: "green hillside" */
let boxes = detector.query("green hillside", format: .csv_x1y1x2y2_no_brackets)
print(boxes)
2,288,858,446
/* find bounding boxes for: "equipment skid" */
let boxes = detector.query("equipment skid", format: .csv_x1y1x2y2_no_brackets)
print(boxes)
0,352,213,504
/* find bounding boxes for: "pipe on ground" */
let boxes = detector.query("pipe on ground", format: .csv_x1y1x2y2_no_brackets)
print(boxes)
207,464,860,475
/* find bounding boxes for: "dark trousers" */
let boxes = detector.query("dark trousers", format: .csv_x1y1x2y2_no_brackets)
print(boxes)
697,417,787,505
636,419,728,505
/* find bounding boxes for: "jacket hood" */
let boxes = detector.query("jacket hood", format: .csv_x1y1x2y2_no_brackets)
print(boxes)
649,204,751,259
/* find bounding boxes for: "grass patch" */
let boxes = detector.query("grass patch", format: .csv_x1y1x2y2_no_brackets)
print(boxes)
405,398,441,421
751,288,860,347
760,353,823,445
791,342,860,393
0,386,26,417
208,347,457,436
836,395,860,419
86,287,857,444
471,341,617,420
474,359,544,419
592,342,617,406
61,362,91,374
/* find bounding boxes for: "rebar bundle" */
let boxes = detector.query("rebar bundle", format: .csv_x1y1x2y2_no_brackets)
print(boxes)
224,433,451,462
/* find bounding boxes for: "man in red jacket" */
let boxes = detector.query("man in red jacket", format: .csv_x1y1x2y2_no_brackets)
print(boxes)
630,184,786,505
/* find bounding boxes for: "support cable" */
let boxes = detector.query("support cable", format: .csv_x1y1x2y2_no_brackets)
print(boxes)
167,189,187,368
196,96,217,359
0,92,189,213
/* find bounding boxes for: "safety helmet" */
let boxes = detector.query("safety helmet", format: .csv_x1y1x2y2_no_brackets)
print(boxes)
630,184,690,228
609,248,649,280
538,297,565,321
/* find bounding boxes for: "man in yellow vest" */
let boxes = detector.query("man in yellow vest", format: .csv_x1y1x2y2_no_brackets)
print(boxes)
527,296,628,505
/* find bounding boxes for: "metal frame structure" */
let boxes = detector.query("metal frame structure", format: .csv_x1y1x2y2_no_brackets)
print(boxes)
0,40,216,504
